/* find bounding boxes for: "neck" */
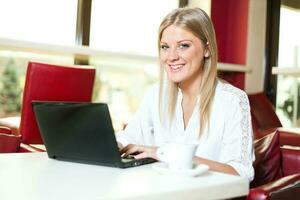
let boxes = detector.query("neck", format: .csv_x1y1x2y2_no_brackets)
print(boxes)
179,77,202,99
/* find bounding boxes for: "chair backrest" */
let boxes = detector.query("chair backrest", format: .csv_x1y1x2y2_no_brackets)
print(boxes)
248,92,282,131
251,130,283,188
20,61,96,144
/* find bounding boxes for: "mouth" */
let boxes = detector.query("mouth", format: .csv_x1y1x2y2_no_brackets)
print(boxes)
169,64,184,72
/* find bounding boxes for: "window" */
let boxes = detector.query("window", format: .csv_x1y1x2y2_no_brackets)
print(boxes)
90,0,178,56
276,5,300,127
0,0,78,117
0,0,77,45
0,0,179,129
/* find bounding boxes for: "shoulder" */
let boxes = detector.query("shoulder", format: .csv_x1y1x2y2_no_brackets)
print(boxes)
140,83,160,106
216,79,248,101
214,79,249,110
144,83,159,98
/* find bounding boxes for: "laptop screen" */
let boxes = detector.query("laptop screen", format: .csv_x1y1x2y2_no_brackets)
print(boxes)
32,101,123,167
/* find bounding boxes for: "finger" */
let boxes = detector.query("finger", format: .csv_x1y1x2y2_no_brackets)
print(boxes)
124,147,140,157
120,144,133,154
134,152,148,159
121,145,140,157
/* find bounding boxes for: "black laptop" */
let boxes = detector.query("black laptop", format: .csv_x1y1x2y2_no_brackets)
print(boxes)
32,101,156,168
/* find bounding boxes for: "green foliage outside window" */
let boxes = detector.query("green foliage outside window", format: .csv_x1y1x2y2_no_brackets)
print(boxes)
0,59,22,116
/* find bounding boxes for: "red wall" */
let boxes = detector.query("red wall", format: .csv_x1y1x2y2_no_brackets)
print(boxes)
211,0,249,89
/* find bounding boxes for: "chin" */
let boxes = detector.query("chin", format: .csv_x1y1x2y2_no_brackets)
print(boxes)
170,80,180,84
166,70,186,83
168,76,183,83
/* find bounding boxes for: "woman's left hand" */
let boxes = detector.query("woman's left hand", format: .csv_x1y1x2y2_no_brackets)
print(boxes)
120,144,158,160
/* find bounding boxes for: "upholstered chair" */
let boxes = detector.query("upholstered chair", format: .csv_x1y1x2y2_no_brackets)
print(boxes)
248,92,300,147
247,129,300,200
0,61,96,152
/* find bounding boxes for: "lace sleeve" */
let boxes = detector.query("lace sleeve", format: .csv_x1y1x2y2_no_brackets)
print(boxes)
220,84,255,181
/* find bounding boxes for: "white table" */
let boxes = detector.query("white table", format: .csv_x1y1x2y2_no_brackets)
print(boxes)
0,153,249,200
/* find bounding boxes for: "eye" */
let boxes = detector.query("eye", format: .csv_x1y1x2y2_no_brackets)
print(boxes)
160,44,169,50
179,43,190,49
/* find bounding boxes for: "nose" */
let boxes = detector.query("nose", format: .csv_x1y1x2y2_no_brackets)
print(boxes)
167,48,179,61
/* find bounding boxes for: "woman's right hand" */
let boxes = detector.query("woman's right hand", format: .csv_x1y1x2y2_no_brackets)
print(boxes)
120,144,158,160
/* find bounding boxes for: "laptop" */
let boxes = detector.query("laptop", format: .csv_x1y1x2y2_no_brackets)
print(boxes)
32,101,156,168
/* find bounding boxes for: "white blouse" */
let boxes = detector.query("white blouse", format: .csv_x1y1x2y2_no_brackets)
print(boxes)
117,80,255,181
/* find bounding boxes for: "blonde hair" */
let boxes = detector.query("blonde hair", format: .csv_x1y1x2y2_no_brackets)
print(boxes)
158,7,218,135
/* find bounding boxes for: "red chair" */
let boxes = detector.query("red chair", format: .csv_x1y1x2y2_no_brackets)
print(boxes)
248,92,282,130
247,129,300,200
246,93,300,199
0,126,21,153
248,92,300,146
0,61,95,152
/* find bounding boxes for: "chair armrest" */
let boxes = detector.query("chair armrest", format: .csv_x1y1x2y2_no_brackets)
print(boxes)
278,129,300,147
281,147,300,176
254,128,300,147
277,127,300,133
0,133,21,153
0,116,21,135
247,174,300,200
0,126,12,134
19,143,46,153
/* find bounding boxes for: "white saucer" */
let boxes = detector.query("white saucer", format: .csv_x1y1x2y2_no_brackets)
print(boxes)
152,162,209,177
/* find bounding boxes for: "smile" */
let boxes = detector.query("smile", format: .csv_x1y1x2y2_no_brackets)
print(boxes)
169,64,184,72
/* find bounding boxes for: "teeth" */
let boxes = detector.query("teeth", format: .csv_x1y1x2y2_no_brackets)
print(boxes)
170,64,184,69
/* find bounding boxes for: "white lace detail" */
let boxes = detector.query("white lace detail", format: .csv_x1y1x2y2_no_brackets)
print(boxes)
221,83,252,172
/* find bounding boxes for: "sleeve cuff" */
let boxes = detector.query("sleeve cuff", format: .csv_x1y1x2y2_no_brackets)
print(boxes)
227,161,254,182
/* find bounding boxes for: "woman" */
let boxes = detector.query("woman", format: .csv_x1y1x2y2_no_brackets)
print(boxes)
118,7,254,181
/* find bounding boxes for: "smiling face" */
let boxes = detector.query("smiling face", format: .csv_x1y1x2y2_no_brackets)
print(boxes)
160,25,208,87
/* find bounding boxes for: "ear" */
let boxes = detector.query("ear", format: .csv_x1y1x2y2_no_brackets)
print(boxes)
204,42,210,58
204,48,210,58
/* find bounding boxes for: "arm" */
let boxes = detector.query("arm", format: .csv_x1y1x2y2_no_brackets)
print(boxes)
193,157,239,175
116,85,157,147
119,142,248,175
216,89,255,180
188,88,254,179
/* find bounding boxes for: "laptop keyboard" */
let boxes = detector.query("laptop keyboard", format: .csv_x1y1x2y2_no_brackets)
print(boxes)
121,155,157,167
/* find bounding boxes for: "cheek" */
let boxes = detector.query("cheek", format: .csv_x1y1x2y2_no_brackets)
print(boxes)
159,56,167,70
180,51,196,62
159,52,167,61
186,50,204,65
159,54,169,69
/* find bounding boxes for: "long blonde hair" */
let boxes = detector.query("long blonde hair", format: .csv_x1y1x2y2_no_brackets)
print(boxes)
158,7,218,135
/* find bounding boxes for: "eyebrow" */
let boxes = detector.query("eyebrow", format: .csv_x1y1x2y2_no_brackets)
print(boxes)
178,40,193,43
160,39,193,44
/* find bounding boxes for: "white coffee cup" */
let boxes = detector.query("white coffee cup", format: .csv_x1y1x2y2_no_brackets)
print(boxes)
156,143,198,170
